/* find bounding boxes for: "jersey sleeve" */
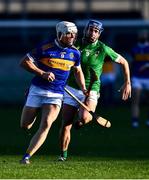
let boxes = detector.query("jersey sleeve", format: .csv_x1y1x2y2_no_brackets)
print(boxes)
26,40,50,62
27,45,43,62
104,44,120,62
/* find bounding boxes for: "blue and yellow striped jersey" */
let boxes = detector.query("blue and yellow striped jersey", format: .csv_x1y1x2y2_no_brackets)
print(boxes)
131,43,149,78
27,39,80,94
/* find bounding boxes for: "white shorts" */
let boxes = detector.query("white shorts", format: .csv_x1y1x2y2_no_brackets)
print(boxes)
63,85,100,108
25,85,63,108
132,77,149,90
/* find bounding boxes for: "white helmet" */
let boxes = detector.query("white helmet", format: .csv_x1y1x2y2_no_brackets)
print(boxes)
56,21,78,35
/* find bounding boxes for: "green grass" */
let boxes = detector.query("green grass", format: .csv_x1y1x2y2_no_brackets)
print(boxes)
0,155,149,178
0,104,149,178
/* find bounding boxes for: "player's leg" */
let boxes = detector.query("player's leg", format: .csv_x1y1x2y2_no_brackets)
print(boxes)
21,104,60,164
58,85,83,161
59,104,78,161
20,87,41,130
146,104,149,127
131,87,141,128
20,106,39,130
142,79,149,127
75,91,99,129
27,104,60,155
131,77,143,128
74,100,97,129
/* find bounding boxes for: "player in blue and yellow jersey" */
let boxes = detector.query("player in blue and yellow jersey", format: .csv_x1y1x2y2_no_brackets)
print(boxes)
19,21,86,164
59,20,131,161
131,30,149,128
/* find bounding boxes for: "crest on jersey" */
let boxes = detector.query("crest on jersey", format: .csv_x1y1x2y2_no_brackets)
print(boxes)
69,52,74,59
85,50,90,57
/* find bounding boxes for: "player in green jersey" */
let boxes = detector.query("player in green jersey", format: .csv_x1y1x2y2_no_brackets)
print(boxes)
58,20,131,161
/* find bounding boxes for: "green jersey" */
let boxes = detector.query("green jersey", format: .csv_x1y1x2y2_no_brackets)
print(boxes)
67,40,119,92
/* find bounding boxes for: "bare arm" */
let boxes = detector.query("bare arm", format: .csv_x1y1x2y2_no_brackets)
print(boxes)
116,55,131,100
73,65,86,93
20,55,55,81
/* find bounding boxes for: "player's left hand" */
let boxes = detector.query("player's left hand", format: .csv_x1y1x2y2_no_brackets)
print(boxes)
82,89,89,96
118,82,131,100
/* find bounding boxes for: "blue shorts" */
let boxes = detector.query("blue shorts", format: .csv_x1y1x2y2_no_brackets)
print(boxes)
132,77,149,90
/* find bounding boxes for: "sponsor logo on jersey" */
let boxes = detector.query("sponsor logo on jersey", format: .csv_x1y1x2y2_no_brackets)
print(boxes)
40,58,75,71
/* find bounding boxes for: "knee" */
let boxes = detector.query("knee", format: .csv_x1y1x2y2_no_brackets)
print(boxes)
41,120,52,131
82,113,92,124
20,122,31,130
64,125,72,132
60,124,72,135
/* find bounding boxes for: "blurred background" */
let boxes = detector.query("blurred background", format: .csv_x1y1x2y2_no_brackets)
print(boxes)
0,0,149,105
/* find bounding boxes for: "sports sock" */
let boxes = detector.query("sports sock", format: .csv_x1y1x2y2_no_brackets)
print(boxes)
22,153,31,160
61,150,67,158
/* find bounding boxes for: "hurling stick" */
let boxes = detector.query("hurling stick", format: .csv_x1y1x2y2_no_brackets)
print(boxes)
64,87,111,128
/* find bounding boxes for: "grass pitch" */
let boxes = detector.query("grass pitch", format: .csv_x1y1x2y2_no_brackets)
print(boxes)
0,104,149,178
0,155,149,178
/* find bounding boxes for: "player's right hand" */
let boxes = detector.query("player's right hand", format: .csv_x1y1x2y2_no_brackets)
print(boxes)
118,82,131,100
42,72,55,82
82,89,89,96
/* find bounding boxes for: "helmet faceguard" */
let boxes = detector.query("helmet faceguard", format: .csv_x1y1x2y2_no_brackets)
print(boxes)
56,21,78,40
84,20,104,39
